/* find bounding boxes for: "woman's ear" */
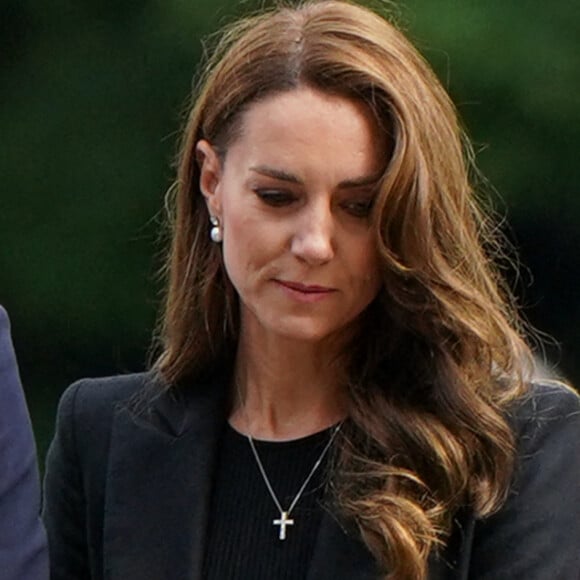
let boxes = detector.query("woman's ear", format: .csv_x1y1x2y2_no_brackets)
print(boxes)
196,139,222,216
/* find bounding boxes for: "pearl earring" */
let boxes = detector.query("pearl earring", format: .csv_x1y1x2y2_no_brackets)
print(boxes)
210,216,223,243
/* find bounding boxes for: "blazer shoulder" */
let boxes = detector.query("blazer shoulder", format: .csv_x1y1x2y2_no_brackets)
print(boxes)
462,385,580,578
55,372,157,438
508,380,580,437
506,380,580,488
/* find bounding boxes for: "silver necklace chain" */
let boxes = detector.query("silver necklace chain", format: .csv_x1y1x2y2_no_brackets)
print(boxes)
246,423,342,540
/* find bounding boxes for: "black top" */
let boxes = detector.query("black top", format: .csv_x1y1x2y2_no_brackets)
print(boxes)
203,424,334,580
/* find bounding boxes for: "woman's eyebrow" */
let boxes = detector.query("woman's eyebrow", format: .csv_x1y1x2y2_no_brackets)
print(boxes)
337,172,382,189
249,165,382,189
250,165,301,184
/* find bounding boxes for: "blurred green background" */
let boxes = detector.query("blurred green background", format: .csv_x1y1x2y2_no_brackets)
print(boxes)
1,0,579,462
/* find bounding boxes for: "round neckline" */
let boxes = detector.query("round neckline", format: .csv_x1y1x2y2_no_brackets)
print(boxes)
225,421,338,449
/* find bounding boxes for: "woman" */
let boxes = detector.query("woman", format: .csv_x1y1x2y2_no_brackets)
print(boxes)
0,306,49,580
43,1,580,579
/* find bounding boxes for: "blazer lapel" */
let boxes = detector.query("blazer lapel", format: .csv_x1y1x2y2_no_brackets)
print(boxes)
102,377,227,580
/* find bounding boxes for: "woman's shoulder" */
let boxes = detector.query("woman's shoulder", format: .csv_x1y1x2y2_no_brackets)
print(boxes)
50,372,166,472
507,380,580,473
509,380,580,435
57,372,154,415
53,372,165,441
458,382,580,577
55,367,227,437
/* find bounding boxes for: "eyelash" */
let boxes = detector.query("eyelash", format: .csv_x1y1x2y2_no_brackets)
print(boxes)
341,199,374,218
254,189,374,218
254,190,296,207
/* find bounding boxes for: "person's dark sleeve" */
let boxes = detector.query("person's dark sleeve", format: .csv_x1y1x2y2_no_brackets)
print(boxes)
0,306,49,580
468,383,580,579
42,382,90,579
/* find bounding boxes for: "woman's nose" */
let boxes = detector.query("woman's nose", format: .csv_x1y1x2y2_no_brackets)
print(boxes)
290,202,335,265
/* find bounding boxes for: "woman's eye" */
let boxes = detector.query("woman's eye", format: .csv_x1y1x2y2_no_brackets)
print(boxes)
254,189,297,207
342,199,374,218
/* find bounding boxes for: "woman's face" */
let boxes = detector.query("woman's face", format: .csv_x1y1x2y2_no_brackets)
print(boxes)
197,87,384,345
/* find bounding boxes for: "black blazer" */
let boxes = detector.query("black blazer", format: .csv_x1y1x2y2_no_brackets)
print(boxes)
42,372,580,580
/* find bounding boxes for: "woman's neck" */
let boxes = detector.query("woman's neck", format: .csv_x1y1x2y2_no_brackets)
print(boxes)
229,331,348,441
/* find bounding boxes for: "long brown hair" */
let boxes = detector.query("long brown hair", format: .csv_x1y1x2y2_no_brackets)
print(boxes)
153,2,533,577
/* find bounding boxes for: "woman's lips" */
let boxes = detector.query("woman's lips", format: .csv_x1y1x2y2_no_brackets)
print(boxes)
274,280,336,302
277,280,335,293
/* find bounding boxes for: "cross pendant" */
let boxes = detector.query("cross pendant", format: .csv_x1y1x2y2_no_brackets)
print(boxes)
273,511,294,540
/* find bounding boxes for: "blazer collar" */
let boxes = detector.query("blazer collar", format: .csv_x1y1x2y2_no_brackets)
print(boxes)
103,372,228,580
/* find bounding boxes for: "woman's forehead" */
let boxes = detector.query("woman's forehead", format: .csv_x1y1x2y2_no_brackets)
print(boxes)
223,87,388,172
